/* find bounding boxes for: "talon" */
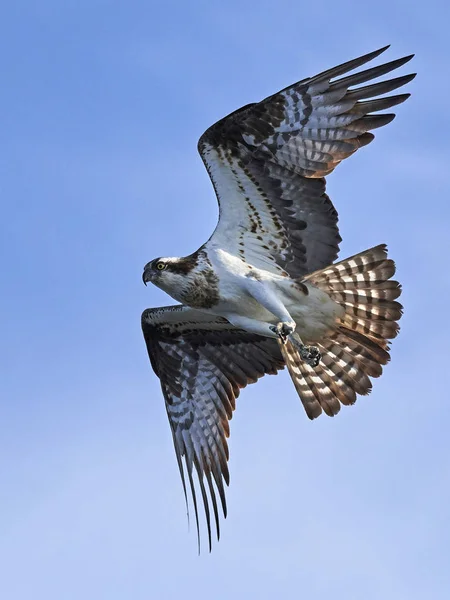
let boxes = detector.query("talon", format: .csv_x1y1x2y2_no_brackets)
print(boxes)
270,321,295,344
299,345,321,368
270,323,287,343
287,333,321,368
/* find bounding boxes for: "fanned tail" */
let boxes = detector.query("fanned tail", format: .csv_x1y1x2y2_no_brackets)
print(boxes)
282,245,402,419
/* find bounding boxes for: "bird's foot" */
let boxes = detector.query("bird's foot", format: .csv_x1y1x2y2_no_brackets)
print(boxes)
288,333,321,368
270,323,320,367
299,345,321,368
269,321,296,344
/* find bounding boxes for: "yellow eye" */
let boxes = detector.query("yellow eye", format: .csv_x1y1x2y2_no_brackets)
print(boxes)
156,262,166,271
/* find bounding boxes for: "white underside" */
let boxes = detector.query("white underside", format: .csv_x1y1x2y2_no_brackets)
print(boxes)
206,248,344,342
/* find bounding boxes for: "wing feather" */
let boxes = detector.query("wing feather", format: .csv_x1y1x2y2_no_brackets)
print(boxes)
142,305,284,551
199,46,414,277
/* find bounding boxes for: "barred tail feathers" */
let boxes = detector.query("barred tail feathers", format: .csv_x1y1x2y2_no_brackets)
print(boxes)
283,245,403,419
306,244,403,348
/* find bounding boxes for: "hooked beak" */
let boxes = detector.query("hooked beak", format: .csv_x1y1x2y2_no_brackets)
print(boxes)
142,267,152,286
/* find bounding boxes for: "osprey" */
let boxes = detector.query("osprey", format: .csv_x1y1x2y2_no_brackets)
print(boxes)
141,46,415,551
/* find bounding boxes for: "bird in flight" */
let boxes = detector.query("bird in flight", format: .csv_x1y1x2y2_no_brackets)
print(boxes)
141,46,415,551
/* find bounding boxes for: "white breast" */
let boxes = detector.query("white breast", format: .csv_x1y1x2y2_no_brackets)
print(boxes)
207,247,344,341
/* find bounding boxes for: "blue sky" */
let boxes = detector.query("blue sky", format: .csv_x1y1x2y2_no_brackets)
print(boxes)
1,1,449,598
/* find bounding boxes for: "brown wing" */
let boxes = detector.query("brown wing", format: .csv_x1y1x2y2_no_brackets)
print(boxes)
200,46,415,278
142,305,284,551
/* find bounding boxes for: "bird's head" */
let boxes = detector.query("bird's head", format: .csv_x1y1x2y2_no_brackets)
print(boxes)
142,256,193,297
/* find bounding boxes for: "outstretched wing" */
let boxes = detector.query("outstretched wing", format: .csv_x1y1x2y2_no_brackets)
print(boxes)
199,46,415,278
142,305,284,551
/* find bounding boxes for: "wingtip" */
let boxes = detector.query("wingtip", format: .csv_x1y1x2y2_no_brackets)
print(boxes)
357,49,416,78
393,54,415,69
313,45,413,85
376,113,396,128
397,92,411,103
375,44,391,54
358,45,391,63
369,46,415,62
394,72,417,88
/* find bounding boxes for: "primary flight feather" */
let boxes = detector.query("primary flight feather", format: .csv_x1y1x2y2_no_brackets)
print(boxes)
141,46,415,551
